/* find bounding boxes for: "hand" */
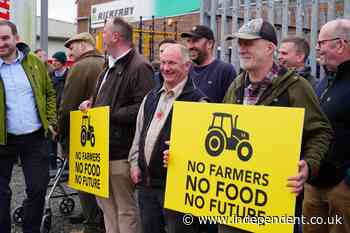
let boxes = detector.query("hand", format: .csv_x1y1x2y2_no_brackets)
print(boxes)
130,166,141,185
48,125,59,141
79,100,92,112
287,160,309,195
163,141,170,168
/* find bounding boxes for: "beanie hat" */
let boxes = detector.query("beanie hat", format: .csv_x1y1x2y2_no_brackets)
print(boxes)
52,51,67,64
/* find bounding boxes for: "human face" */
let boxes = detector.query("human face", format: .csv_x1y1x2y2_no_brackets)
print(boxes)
103,20,119,54
68,42,81,61
185,37,212,65
278,42,303,68
316,28,344,71
0,25,19,61
51,58,64,71
160,46,190,89
36,50,48,63
238,39,274,71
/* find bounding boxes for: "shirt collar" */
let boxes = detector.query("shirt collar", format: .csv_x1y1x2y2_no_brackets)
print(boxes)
158,77,188,98
108,48,132,68
54,67,67,77
0,49,23,67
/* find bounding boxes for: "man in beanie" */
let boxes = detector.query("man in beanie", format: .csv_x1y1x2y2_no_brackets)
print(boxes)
58,32,105,233
219,18,333,233
49,51,69,169
51,51,68,116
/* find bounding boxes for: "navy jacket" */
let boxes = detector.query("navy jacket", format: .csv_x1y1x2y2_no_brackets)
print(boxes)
316,60,350,183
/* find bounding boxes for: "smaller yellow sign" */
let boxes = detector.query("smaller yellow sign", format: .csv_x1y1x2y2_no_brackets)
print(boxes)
68,106,109,198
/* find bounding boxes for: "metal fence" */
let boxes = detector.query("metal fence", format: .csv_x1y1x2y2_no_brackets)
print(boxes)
200,0,350,76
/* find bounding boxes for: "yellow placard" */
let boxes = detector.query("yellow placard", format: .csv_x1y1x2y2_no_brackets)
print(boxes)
164,102,304,233
68,106,109,198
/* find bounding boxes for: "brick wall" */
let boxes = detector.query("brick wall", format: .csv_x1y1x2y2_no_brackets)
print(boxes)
77,0,200,61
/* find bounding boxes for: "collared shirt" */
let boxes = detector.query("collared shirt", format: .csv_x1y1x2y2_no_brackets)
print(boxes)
128,77,188,167
0,49,41,135
243,63,280,105
98,49,132,95
53,67,67,78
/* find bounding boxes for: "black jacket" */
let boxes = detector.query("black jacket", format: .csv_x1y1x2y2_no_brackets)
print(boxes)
315,60,350,186
138,77,207,188
93,49,155,160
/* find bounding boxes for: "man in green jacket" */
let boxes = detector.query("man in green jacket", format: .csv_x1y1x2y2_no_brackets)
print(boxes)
0,20,56,233
220,18,333,233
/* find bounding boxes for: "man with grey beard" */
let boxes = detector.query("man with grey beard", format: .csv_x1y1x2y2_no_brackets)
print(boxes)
222,18,333,233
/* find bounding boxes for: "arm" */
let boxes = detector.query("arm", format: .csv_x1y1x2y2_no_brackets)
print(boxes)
128,97,146,184
58,62,102,134
44,65,57,127
110,63,155,124
289,78,333,182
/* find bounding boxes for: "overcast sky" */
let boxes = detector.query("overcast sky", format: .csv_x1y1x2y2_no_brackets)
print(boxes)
37,0,77,23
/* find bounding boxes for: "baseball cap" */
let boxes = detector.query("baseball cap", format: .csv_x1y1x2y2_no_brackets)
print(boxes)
226,18,278,46
181,25,215,41
64,32,96,48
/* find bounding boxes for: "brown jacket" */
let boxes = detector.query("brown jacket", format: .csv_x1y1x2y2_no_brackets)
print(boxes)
58,49,105,148
93,48,155,160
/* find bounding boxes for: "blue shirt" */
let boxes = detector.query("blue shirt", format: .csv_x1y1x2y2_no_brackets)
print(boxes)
0,50,41,135
189,59,236,103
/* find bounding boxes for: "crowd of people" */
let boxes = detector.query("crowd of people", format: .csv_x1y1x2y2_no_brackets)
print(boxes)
0,15,349,233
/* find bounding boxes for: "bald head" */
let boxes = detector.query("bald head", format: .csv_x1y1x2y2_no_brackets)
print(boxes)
318,19,350,71
321,19,350,41
161,44,190,63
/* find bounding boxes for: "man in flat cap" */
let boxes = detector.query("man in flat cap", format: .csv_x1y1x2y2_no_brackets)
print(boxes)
58,32,105,233
181,25,236,103
222,18,333,232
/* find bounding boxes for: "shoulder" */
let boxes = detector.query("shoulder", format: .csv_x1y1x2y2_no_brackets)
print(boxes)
282,72,318,106
129,53,153,75
75,55,104,70
212,59,235,71
223,73,244,103
23,53,48,75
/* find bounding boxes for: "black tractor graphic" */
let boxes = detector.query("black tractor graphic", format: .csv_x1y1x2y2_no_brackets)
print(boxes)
81,114,95,147
205,112,253,161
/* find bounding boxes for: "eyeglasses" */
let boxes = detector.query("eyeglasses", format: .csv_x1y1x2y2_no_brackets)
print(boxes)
317,38,343,47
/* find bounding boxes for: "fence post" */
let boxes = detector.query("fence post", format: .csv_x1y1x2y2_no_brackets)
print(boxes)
344,0,350,19
211,0,218,56
268,0,274,25
310,0,319,77
327,0,336,21
296,0,303,36
200,0,210,26
282,0,289,38
244,0,251,23
256,0,262,19
220,0,228,62
231,0,240,71
139,16,143,54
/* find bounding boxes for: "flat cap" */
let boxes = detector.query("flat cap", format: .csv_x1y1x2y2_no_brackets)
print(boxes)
64,32,95,48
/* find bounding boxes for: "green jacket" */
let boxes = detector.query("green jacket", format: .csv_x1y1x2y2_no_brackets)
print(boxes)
0,43,57,145
224,68,333,181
